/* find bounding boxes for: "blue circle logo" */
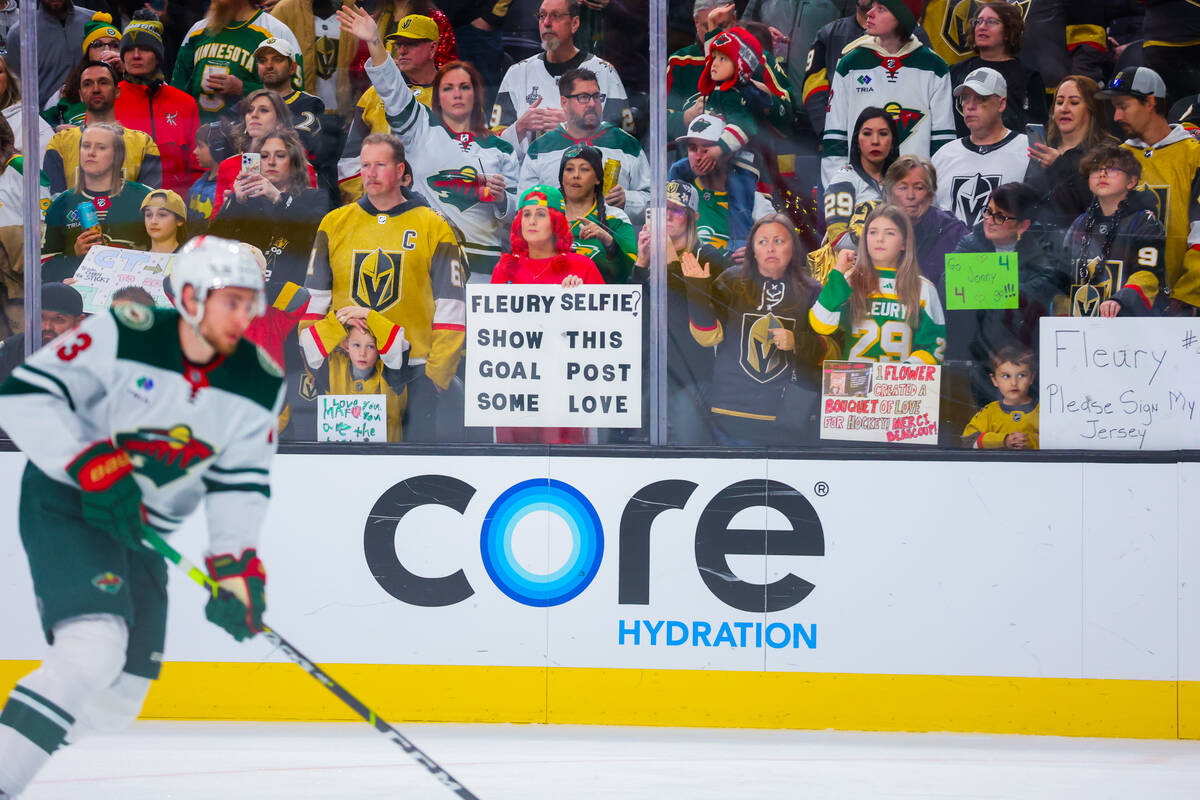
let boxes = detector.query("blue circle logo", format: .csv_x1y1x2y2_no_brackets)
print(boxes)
479,479,604,607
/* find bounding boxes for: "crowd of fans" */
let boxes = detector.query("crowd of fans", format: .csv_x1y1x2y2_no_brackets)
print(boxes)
2,0,1199,449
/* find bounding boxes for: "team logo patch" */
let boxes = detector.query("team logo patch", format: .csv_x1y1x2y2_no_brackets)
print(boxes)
1138,184,1170,223
951,173,1002,228
351,248,404,310
882,102,926,145
298,371,317,401
525,87,541,106
115,425,216,487
92,572,124,594
114,302,154,330
1071,257,1121,316
427,167,488,211
315,35,338,80
739,312,794,384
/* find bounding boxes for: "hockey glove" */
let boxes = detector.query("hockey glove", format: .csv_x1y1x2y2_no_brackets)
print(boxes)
66,440,146,551
204,550,267,641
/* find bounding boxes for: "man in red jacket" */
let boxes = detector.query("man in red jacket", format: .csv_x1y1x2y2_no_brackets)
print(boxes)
115,14,203,196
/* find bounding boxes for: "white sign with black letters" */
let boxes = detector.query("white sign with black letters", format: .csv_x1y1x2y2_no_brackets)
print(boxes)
465,285,642,427
1039,317,1200,450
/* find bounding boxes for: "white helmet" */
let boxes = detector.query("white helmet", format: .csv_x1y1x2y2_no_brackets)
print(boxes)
172,236,266,327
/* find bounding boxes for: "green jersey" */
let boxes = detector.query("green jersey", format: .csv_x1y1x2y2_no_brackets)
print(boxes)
172,12,304,123
569,203,637,284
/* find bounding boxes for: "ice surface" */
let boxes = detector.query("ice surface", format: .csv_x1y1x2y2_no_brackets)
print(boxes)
19,721,1200,799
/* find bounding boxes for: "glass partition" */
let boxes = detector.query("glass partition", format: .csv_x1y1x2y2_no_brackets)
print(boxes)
10,0,1200,453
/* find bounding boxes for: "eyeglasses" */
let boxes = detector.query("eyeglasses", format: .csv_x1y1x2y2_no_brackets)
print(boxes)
564,91,606,105
972,17,1002,28
535,11,572,23
982,207,1016,223
1092,166,1127,176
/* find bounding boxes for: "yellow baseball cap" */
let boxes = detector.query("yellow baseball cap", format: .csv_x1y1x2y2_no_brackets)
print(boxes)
140,189,187,221
386,14,439,44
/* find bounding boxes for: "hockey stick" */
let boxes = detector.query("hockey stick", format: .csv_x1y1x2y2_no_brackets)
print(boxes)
140,528,481,800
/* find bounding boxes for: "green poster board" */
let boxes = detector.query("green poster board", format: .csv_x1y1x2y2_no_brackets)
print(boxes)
944,252,1019,310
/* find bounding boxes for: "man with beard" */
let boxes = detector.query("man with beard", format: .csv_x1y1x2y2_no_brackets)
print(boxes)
519,67,650,225
7,0,96,109
171,0,303,124
0,283,85,385
43,61,162,194
1100,67,1200,315
115,14,202,196
0,238,284,799
492,0,632,157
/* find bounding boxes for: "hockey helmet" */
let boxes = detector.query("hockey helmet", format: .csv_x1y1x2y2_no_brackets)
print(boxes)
171,235,266,327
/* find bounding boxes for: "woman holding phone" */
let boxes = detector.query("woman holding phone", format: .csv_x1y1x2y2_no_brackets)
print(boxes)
339,6,518,280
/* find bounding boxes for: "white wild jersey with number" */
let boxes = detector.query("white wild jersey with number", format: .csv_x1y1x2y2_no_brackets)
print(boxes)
0,305,284,556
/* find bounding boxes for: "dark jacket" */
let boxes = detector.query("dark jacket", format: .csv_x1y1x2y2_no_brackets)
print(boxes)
912,205,969,300
208,187,329,295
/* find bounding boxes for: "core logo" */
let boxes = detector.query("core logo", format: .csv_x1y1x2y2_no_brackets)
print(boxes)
364,476,825,612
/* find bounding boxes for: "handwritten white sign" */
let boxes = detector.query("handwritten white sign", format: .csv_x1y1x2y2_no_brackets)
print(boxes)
1039,317,1200,450
317,394,387,442
72,246,173,314
465,285,643,427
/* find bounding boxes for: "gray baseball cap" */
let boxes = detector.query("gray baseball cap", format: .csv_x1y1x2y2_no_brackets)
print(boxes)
1097,67,1167,100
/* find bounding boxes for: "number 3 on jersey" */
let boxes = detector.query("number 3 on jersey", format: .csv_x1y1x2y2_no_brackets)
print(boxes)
57,332,93,361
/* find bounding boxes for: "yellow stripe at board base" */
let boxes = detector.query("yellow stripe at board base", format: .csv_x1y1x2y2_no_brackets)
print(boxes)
1,661,1195,740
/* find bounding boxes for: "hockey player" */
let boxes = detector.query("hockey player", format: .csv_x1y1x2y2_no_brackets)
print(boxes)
820,0,954,188
519,67,651,226
491,0,633,157
0,236,283,798
171,0,303,123
306,132,466,442
343,5,518,279
1098,67,1200,314
932,67,1030,229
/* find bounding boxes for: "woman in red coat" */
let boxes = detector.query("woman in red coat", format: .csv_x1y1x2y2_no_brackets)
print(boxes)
491,184,603,444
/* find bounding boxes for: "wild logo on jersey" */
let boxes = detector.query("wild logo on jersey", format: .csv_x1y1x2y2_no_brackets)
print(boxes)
951,173,1001,227
427,167,488,211
740,312,794,383
115,425,216,487
883,102,925,146
351,248,405,310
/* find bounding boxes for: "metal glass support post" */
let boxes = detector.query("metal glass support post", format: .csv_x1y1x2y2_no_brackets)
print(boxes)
19,0,41,357
647,0,668,444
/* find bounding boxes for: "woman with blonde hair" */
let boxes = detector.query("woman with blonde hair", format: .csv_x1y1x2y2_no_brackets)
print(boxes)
810,204,946,365
1024,74,1117,231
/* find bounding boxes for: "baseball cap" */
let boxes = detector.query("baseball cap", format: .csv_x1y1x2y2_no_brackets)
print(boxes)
43,282,84,317
1097,67,1168,100
141,189,187,221
386,15,439,44
675,113,726,146
666,180,698,213
254,37,297,61
518,185,565,214
953,67,1007,99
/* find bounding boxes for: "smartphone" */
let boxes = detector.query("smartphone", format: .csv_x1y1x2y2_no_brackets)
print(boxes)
241,152,262,175
1025,123,1047,147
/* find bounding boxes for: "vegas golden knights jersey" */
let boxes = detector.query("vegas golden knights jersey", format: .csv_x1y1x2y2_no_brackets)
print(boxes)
305,197,466,389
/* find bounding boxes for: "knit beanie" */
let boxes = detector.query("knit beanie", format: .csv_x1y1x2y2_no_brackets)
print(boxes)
120,17,166,66
82,12,121,55
697,26,763,95
877,0,923,38
557,144,604,190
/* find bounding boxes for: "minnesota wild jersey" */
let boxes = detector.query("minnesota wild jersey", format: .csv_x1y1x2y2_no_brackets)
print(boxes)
0,155,50,227
172,11,304,122
0,305,284,554
569,203,636,284
810,267,947,364
363,58,517,277
519,122,651,224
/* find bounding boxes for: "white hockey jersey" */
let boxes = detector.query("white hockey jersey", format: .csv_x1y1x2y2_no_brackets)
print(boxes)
366,58,518,276
932,131,1030,228
518,122,651,225
0,305,284,557
821,35,955,187
490,50,633,158
822,163,884,231
0,155,50,227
